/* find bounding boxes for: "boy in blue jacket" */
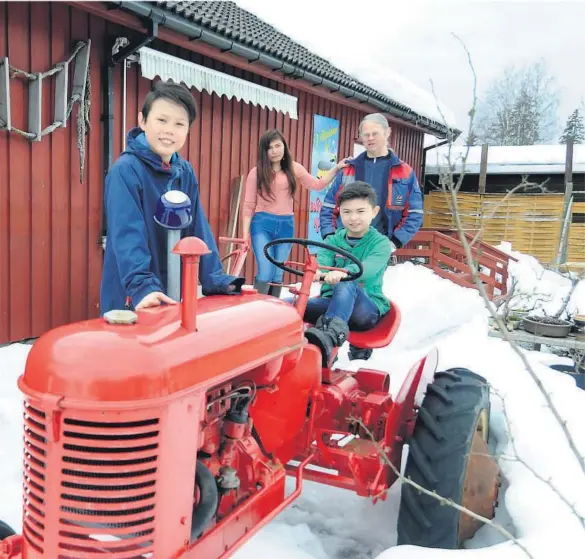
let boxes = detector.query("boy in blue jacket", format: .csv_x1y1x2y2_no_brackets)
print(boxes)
100,81,244,314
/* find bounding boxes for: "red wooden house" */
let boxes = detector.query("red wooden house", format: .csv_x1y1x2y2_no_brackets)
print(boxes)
0,1,452,344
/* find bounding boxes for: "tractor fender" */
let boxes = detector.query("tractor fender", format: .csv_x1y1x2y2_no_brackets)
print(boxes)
384,347,439,442
414,347,439,407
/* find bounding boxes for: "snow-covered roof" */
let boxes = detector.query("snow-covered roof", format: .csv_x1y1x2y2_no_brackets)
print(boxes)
225,0,457,136
425,144,585,175
338,62,458,132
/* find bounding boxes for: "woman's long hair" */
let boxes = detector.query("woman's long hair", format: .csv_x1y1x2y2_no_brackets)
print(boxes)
256,129,297,200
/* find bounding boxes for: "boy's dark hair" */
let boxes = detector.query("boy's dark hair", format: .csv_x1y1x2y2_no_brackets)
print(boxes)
337,181,377,207
141,80,198,125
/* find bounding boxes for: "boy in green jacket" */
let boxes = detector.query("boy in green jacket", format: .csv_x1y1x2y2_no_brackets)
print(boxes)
304,181,392,366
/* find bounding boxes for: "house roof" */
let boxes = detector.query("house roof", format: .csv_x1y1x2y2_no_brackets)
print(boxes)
148,1,454,137
425,145,585,175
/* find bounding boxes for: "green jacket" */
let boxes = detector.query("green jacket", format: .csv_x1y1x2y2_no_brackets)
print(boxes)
318,227,391,316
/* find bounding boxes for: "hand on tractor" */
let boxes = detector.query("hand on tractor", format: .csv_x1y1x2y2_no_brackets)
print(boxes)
323,270,348,285
135,291,177,310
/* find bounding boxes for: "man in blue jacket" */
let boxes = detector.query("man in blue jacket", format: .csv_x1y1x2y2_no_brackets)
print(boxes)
320,113,423,249
319,113,424,360
100,81,244,314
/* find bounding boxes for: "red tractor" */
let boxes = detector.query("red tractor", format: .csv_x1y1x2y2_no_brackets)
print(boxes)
0,236,499,559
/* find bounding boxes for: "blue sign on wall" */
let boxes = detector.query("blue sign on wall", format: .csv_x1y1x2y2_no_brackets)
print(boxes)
308,115,340,252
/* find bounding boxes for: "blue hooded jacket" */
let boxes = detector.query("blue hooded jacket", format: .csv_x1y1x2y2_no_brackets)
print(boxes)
100,127,243,314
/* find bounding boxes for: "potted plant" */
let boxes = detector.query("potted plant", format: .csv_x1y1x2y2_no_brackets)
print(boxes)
522,314,573,338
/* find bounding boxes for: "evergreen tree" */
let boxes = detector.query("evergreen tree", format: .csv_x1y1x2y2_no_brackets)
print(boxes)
509,85,540,145
559,109,585,144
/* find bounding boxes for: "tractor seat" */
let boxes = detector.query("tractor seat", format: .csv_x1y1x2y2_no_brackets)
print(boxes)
347,302,401,350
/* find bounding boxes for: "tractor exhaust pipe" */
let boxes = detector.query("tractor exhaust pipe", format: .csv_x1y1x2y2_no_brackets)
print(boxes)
154,191,194,303
172,237,211,332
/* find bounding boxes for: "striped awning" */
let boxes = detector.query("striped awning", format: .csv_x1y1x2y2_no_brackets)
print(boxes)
139,47,298,119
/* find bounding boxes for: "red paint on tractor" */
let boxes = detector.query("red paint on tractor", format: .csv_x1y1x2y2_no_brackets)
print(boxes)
1,237,437,559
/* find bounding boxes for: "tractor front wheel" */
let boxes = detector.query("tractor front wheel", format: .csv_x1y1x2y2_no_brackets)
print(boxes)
396,368,500,549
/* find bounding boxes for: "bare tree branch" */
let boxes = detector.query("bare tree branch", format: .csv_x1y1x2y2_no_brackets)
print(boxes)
475,60,560,145
495,277,518,322
552,270,585,319
387,34,584,557
490,388,585,530
429,33,478,195
447,187,585,478
469,176,550,248
429,35,585,480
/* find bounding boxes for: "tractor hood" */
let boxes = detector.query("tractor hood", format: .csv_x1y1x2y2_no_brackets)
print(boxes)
21,294,305,402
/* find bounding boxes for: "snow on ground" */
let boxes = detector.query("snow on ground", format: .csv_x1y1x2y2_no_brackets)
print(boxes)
1,253,585,558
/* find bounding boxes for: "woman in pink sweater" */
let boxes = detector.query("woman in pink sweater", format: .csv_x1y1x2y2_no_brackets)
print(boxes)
242,129,349,296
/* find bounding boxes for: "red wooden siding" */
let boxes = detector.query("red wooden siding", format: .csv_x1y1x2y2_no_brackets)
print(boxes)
0,2,106,343
0,1,425,344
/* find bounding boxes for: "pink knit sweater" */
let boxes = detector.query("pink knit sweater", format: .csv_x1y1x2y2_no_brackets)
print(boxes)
242,162,328,218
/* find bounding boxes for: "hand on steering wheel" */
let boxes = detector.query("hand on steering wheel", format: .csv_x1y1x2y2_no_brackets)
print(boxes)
263,238,364,282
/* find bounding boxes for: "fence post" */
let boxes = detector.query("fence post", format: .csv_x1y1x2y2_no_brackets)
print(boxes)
478,143,489,195
429,232,437,268
556,138,574,266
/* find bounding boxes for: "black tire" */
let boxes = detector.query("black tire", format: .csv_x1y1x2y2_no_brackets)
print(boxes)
190,460,219,541
397,367,496,549
0,520,15,540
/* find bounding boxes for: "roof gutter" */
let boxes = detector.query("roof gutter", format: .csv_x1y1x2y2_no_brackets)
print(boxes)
423,138,451,152
110,1,458,138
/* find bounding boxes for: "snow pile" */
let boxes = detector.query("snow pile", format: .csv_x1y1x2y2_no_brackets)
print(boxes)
1,256,585,558
496,241,585,318
0,343,29,532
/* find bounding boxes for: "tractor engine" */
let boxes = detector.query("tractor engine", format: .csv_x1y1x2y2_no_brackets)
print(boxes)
198,381,279,524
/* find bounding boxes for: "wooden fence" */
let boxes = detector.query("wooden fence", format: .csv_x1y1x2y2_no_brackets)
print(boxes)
423,192,585,266
395,229,514,300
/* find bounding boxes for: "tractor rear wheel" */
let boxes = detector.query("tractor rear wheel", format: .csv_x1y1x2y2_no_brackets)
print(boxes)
396,368,500,549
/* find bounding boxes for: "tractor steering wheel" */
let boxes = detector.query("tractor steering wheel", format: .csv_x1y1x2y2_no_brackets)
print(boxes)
263,238,364,281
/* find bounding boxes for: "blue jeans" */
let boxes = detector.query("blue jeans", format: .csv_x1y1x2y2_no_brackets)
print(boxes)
298,282,381,331
251,212,295,283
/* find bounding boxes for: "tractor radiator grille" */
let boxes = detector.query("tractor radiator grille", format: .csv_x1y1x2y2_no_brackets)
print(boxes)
57,416,160,558
23,403,48,554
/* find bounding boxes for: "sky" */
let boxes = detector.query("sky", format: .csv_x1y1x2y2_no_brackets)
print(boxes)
235,0,585,141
